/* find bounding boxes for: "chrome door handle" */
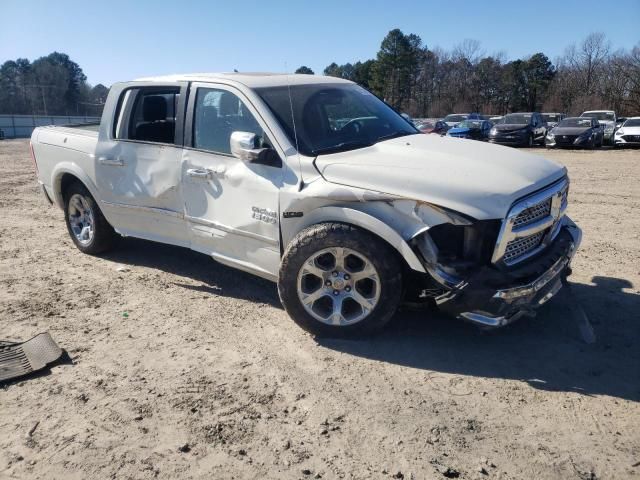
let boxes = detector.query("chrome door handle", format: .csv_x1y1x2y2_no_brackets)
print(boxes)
98,157,124,166
187,166,225,179
186,168,213,179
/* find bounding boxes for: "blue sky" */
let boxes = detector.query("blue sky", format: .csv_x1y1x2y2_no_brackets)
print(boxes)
1,0,638,87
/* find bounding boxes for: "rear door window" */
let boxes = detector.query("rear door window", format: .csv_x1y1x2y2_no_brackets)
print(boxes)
113,87,180,144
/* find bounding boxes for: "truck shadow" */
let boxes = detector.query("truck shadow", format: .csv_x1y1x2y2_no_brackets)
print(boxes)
318,276,640,402
101,237,282,308
102,239,639,402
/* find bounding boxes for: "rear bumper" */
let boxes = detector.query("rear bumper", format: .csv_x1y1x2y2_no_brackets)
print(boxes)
437,217,582,328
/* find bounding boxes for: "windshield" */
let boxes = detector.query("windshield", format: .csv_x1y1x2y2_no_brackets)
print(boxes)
543,114,561,122
457,120,483,129
443,114,467,123
558,118,592,128
581,112,615,121
624,119,640,127
500,113,532,125
255,83,417,156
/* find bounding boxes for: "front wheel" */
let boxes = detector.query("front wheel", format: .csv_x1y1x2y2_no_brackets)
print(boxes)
64,182,117,255
278,223,403,337
527,134,534,148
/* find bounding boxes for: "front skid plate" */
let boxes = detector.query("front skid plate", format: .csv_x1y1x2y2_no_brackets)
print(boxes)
0,332,63,383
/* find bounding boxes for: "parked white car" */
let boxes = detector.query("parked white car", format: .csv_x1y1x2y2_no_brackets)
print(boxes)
30,73,582,336
580,110,616,145
613,117,640,147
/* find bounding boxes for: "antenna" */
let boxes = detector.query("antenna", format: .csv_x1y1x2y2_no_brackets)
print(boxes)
285,63,303,189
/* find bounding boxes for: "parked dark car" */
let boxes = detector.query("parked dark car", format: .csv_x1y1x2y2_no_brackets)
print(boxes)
545,117,604,149
488,112,547,147
416,120,449,135
446,119,493,140
542,112,566,128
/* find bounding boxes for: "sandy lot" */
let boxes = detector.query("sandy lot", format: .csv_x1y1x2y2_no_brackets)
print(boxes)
0,138,639,480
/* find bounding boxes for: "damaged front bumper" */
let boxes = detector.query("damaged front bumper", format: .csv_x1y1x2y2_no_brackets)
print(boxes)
435,217,582,328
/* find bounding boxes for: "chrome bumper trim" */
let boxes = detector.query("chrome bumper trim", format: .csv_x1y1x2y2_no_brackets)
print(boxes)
459,218,581,328
493,249,571,301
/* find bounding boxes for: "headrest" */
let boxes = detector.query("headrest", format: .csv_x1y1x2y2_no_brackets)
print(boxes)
143,96,167,121
219,93,238,116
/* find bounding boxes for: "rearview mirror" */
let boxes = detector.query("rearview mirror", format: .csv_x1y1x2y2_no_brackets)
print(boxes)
230,131,265,162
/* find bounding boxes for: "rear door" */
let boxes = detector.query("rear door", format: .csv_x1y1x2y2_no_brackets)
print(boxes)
181,83,284,279
95,83,189,246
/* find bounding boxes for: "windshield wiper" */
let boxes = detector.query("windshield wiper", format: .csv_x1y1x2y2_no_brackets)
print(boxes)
312,140,374,155
374,131,416,144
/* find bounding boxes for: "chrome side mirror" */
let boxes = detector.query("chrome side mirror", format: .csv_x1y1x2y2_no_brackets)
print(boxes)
230,131,265,162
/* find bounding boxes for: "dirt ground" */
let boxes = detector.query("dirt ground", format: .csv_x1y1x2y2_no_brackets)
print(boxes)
0,138,639,480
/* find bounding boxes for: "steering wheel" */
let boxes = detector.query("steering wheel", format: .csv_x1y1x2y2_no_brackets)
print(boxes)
339,118,365,135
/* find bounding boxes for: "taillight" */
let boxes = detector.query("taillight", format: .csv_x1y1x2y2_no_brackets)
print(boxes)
29,141,39,176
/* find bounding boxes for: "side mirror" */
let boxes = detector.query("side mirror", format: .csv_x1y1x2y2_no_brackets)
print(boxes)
230,131,265,162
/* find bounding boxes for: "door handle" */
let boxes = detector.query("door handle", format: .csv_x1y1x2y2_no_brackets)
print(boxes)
98,157,125,166
186,168,213,179
186,166,226,179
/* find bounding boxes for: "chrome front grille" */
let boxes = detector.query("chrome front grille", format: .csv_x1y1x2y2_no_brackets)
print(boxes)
512,198,552,228
492,178,569,266
503,230,547,265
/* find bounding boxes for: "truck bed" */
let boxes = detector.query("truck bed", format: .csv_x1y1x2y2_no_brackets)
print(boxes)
31,124,101,205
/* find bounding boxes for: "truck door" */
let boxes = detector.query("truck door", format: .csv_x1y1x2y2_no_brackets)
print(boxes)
181,83,283,279
95,82,189,246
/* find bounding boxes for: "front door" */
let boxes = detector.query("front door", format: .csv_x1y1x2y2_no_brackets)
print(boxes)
95,83,189,246
181,83,283,279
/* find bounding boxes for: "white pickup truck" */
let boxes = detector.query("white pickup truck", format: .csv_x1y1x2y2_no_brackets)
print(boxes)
31,73,582,336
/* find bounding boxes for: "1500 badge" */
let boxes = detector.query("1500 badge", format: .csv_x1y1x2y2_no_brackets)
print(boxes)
252,206,277,224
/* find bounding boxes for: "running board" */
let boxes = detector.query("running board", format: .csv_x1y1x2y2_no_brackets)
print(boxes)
0,333,63,383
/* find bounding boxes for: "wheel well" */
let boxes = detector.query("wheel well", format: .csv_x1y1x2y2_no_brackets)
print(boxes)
303,220,414,275
59,173,83,201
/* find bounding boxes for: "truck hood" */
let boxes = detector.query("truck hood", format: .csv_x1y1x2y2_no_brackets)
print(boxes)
313,134,566,220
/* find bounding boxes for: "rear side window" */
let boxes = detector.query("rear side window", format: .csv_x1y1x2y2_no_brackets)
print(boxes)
113,87,180,144
193,88,264,155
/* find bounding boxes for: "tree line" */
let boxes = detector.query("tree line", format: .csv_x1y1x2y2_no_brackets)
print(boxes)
0,52,109,116
2,32,638,119
298,30,640,118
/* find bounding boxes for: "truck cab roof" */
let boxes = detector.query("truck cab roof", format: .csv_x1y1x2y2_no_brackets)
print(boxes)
132,72,352,88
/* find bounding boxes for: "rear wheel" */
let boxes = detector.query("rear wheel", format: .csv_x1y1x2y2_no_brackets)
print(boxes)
278,223,403,337
64,182,117,255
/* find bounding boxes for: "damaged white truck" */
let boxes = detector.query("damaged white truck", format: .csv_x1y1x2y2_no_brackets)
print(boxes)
31,73,582,336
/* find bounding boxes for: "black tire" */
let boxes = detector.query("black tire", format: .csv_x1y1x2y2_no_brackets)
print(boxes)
527,134,534,148
63,181,117,255
278,223,403,337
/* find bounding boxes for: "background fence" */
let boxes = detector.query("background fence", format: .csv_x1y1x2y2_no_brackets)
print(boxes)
0,115,100,139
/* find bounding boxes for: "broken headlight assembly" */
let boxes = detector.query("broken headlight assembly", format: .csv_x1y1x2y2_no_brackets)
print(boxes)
410,218,501,290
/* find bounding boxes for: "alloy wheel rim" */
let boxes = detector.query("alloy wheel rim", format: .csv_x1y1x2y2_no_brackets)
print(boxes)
68,194,95,246
296,247,381,326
